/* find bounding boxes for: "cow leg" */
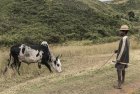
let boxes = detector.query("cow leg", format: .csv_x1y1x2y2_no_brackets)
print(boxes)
11,63,16,70
3,60,10,74
10,56,17,70
3,54,14,74
16,62,21,75
15,59,21,75
10,57,20,75
38,62,42,69
117,69,122,89
3,66,8,75
44,63,52,73
3,63,15,75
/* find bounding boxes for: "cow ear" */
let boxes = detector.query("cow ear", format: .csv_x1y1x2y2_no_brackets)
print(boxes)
57,54,62,58
59,54,62,58
7,59,10,62
56,55,59,60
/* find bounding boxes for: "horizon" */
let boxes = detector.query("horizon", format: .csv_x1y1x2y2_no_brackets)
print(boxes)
99,0,113,2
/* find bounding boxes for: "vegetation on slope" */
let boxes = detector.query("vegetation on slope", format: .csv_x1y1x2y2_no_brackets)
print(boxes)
110,0,140,21
110,0,140,38
0,0,128,45
112,0,140,10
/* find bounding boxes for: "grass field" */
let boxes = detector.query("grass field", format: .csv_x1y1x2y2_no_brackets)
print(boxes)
0,39,140,94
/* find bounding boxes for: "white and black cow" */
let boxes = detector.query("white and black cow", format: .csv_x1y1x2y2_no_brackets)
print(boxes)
4,41,62,75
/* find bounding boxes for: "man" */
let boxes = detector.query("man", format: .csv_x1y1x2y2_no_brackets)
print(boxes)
114,25,130,89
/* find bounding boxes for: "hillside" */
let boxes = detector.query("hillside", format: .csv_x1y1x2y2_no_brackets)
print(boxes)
0,0,126,45
78,0,118,15
110,0,140,18
111,0,140,15
110,0,140,33
111,0,128,4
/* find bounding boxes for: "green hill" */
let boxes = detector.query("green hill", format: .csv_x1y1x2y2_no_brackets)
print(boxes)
0,0,128,45
110,0,140,31
107,0,140,16
111,0,140,15
111,0,128,4
78,0,118,15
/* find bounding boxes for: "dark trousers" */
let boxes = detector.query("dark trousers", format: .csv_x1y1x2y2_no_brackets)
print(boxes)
115,63,128,88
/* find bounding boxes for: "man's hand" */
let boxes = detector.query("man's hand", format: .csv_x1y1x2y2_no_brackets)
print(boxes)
114,50,118,53
116,60,120,63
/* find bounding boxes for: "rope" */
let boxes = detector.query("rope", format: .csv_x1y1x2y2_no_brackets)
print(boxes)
96,53,115,72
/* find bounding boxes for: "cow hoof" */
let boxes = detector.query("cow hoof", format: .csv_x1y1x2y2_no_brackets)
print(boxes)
38,65,41,69
18,73,21,76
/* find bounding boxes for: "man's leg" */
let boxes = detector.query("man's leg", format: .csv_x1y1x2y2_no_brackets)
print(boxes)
117,69,122,89
122,69,125,84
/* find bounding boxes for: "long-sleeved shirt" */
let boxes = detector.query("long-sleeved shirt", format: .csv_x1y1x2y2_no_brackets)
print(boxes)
117,36,129,63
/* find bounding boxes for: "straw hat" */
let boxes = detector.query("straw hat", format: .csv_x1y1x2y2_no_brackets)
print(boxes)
120,25,129,31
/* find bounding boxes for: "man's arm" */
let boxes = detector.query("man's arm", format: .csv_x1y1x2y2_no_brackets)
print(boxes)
114,50,118,53
117,36,127,61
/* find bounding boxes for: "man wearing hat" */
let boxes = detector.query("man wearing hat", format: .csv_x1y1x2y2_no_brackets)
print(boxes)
114,25,130,89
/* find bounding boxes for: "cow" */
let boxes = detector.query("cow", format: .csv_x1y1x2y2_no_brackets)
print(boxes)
3,41,62,75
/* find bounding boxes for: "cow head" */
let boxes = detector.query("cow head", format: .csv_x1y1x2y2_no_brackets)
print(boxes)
41,41,48,47
51,55,62,73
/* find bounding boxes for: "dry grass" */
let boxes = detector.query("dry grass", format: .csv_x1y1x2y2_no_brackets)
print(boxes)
133,89,140,94
52,41,118,56
0,40,140,94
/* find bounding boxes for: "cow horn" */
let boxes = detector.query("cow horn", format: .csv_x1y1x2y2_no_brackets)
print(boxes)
57,54,62,58
59,54,62,58
55,54,62,60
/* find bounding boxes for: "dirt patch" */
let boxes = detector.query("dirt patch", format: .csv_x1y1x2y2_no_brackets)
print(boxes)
106,80,140,94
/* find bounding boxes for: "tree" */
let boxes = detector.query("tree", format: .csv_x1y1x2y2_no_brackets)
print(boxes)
128,11,135,21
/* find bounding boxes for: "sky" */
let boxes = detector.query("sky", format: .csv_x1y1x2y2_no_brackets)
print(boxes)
99,0,113,2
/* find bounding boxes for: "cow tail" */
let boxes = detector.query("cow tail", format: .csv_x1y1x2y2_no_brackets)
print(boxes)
3,53,12,74
8,53,12,66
